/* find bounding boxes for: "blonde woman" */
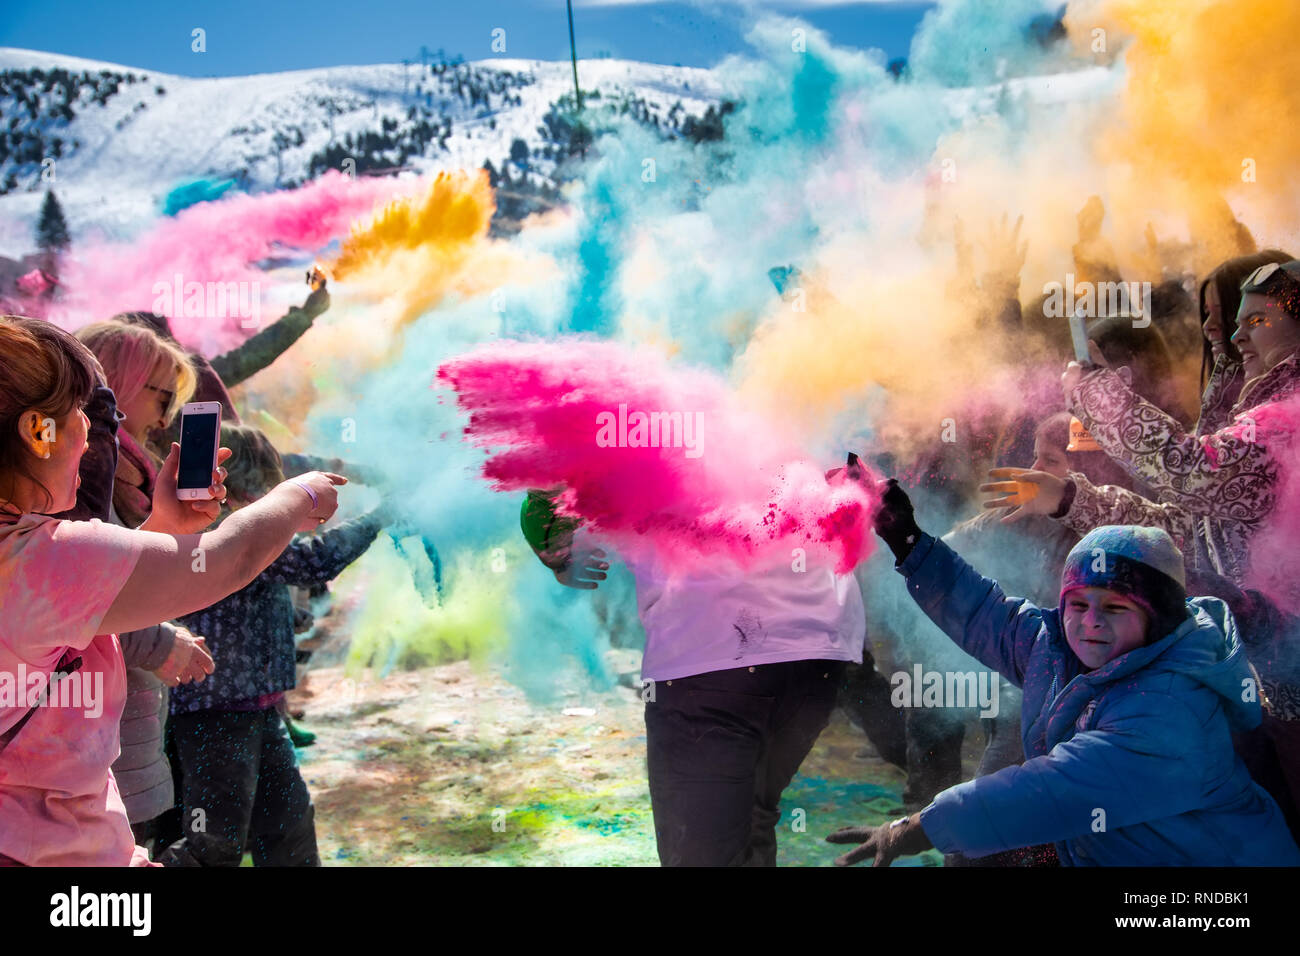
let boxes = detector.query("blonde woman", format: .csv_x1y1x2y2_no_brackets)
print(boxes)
76,321,198,528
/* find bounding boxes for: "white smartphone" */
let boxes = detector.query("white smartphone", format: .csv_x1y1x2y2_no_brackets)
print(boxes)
176,402,222,500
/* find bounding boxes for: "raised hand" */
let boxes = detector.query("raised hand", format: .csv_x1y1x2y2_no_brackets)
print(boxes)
283,471,347,531
873,478,923,562
980,467,1066,524
981,212,1028,290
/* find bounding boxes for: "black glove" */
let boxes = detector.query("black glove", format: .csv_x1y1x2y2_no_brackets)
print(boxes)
826,812,933,867
873,478,923,564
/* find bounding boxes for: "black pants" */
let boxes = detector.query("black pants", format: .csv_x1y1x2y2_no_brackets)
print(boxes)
644,659,846,866
838,653,908,769
160,708,319,867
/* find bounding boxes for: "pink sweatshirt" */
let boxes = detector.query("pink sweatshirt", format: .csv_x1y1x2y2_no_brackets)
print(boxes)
0,514,152,866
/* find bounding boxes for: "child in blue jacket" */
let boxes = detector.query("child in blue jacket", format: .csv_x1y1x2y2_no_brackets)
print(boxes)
828,480,1300,866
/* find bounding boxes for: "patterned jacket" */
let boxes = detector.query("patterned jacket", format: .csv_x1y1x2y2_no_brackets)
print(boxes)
1060,348,1300,585
1196,354,1246,437
170,512,383,714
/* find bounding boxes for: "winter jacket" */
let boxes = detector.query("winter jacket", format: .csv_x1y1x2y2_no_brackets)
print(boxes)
901,532,1300,866
1060,347,1300,585
171,512,383,714
1196,354,1246,437
53,384,119,523
114,623,179,823
943,511,1078,609
1184,566,1300,840
208,290,328,393
106,451,179,825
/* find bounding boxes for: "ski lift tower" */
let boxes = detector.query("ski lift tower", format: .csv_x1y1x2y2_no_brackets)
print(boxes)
567,0,582,111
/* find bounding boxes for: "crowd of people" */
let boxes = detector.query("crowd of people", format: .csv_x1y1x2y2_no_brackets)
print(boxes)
3,205,1300,867
0,286,389,866
528,220,1300,867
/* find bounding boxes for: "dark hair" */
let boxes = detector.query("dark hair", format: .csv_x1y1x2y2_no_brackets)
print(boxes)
1034,411,1073,454
0,315,101,510
1086,315,1182,421
1034,410,1135,491
1198,249,1293,389
1148,279,1200,361
1243,264,1300,323
219,423,284,504
112,310,176,341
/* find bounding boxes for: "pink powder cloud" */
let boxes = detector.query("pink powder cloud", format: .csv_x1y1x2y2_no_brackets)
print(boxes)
437,339,881,573
53,171,430,354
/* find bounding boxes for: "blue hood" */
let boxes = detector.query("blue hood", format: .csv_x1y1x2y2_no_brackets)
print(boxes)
1078,596,1260,733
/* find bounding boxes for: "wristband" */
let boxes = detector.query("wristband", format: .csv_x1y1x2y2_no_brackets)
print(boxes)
292,479,319,510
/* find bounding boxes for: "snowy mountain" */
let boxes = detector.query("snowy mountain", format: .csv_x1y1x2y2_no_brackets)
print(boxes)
0,45,1118,262
0,47,726,257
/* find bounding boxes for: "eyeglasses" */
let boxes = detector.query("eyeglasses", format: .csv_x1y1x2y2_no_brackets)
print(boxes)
144,384,175,407
1240,260,1300,294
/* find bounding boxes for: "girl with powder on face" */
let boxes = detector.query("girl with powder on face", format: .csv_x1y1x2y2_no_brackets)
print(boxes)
989,261,1300,616
1197,250,1294,435
996,255,1300,586
0,315,346,866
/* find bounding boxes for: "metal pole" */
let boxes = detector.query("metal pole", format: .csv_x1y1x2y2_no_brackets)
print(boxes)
566,0,582,111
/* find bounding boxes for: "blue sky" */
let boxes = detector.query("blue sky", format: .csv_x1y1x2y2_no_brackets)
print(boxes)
0,0,936,75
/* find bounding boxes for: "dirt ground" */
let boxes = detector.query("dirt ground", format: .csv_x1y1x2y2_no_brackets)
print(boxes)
294,655,976,866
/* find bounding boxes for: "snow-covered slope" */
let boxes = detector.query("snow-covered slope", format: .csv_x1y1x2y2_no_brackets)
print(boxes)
0,48,724,256
0,46,1117,259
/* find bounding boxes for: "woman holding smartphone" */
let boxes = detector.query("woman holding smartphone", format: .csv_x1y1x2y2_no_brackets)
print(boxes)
0,314,346,866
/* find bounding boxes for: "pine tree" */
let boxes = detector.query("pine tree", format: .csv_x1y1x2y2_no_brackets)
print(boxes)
36,190,71,255
509,137,529,167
